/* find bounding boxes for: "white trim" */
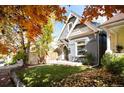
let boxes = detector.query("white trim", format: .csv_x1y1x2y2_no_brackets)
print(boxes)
102,13,124,25
57,13,72,40
106,31,112,53
71,11,99,32
109,29,117,51
66,17,79,39
100,20,124,29
75,38,88,57
68,22,73,31
58,12,99,41
68,31,94,39
75,42,77,56
73,37,89,42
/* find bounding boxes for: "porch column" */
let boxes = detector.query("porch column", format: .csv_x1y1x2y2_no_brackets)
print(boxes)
106,32,112,53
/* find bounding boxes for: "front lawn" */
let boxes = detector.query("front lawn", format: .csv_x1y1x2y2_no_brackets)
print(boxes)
16,65,88,87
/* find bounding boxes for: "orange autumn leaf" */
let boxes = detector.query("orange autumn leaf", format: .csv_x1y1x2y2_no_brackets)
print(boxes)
81,5,124,23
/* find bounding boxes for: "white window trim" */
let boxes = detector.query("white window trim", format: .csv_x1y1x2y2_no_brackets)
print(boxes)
76,39,87,57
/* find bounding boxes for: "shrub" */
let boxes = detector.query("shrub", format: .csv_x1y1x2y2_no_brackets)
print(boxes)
101,53,124,75
5,50,25,65
83,53,95,65
101,53,114,68
13,50,25,62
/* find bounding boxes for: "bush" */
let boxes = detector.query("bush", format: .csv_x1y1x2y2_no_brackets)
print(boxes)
5,50,25,65
13,50,25,62
101,53,114,68
83,53,95,65
101,53,124,75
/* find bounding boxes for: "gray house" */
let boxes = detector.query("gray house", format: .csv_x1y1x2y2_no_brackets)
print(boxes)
56,12,106,65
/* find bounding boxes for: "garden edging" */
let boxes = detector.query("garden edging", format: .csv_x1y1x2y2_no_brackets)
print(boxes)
10,71,25,87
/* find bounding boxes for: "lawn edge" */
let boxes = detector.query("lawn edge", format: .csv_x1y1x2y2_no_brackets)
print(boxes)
10,71,26,87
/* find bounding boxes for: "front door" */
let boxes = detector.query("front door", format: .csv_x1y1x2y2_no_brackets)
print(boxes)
63,46,69,60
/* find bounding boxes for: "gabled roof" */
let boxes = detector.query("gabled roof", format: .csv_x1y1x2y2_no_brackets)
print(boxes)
57,12,74,40
58,12,99,40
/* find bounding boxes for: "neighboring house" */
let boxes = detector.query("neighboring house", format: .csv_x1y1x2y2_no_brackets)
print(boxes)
56,12,107,65
100,13,124,54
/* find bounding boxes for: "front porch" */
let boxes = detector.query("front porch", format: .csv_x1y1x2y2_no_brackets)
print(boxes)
107,27,124,53
103,16,124,54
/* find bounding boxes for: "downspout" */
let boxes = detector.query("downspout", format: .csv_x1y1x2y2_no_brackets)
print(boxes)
97,31,100,66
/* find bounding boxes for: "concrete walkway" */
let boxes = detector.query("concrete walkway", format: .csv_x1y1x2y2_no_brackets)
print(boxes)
46,60,82,66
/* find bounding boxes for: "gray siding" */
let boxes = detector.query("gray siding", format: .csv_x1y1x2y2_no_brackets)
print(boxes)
69,34,99,65
85,34,98,65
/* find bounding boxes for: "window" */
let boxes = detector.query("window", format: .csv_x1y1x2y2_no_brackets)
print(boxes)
77,41,86,56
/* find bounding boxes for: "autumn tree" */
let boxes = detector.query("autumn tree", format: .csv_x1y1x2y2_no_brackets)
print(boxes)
81,5,124,22
35,20,53,64
0,5,67,65
1,5,123,65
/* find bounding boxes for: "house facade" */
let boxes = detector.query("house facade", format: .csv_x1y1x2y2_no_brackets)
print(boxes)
100,13,124,54
56,12,107,65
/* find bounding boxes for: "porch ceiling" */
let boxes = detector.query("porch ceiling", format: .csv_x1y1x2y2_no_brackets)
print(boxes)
109,25,124,33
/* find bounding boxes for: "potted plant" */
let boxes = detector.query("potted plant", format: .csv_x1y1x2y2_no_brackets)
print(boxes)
116,45,123,53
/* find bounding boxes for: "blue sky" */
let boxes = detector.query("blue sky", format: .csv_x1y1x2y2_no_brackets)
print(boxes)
53,5,85,38
52,5,107,39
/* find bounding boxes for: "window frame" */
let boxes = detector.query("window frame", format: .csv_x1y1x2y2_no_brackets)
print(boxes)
76,39,87,57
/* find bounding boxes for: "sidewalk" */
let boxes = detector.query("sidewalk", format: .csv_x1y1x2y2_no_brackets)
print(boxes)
46,60,82,66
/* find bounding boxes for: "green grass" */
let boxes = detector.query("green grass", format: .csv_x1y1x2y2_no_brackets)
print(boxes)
17,64,88,87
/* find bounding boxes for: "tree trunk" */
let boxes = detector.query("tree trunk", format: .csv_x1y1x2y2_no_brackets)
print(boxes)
19,30,31,66
25,40,30,64
38,54,46,64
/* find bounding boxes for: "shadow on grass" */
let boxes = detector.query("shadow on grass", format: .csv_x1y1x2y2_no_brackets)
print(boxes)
16,64,88,87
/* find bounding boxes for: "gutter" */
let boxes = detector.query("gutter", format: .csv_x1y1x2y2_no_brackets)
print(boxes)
99,18,124,27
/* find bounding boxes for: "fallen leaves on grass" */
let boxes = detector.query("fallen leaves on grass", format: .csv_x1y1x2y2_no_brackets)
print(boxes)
51,69,124,87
